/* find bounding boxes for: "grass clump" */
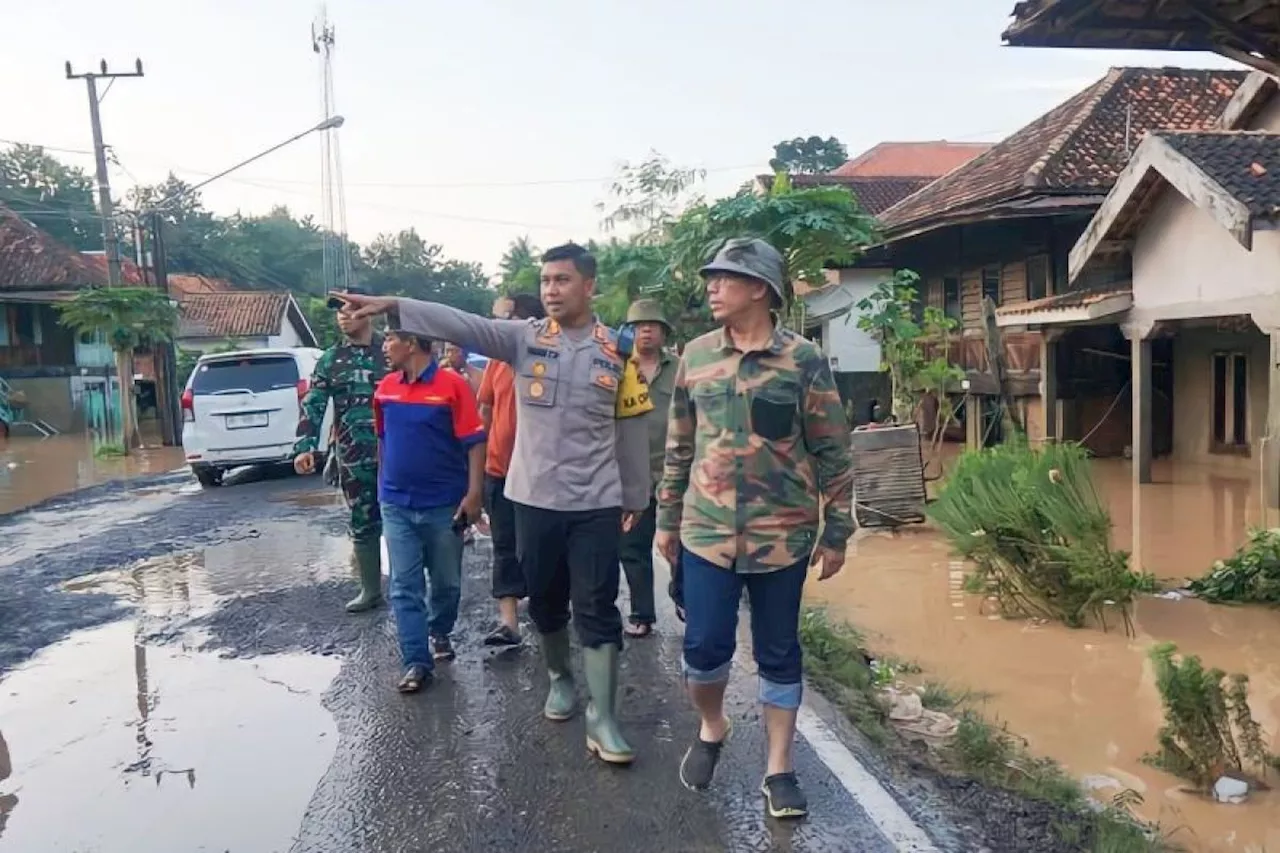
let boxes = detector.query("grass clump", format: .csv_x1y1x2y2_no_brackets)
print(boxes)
799,607,1176,852
1188,528,1280,605
798,609,888,744
928,439,1155,634
93,442,126,459
1144,642,1280,792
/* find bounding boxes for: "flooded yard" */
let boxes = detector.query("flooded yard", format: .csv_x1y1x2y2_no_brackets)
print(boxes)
0,434,185,516
810,456,1280,852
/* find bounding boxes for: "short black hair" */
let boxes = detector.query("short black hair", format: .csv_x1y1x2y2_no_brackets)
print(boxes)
510,293,545,320
387,329,432,351
541,242,596,279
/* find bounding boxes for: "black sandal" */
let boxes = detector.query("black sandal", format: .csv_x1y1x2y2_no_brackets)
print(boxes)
397,665,432,694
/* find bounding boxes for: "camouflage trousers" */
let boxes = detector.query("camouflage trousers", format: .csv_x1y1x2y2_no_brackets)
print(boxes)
339,461,381,544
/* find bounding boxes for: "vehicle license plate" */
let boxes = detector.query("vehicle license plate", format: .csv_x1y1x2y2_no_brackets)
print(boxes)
226,412,269,429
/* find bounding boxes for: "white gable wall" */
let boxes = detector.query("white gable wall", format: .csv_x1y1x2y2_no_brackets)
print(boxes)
267,309,305,349
820,268,887,373
1131,190,1280,323
1249,95,1280,132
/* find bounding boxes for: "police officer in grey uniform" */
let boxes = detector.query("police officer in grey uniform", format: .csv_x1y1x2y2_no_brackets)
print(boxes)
337,242,653,766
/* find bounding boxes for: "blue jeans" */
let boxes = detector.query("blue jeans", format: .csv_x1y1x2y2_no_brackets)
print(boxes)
382,502,464,671
681,550,807,710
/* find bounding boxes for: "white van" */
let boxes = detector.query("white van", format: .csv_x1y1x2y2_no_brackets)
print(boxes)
181,347,333,488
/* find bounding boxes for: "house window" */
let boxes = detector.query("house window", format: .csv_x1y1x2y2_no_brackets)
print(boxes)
0,307,10,347
1027,255,1050,301
1211,352,1249,451
943,277,962,323
13,305,36,345
981,266,1001,306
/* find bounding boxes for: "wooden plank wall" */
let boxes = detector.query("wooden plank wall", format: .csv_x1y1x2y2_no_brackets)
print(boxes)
1001,261,1027,307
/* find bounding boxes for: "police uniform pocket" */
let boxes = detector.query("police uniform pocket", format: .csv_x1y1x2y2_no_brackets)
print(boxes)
519,359,558,407
587,367,620,418
750,384,799,442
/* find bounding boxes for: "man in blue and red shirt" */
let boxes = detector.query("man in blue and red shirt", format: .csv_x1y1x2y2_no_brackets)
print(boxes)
374,329,487,693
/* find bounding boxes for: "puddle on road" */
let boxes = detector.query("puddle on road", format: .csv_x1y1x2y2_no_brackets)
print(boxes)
0,434,184,517
271,489,343,508
62,520,356,609
0,620,338,852
811,457,1280,851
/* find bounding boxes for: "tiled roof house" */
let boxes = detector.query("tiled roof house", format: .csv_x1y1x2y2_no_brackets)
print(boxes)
878,67,1247,239
759,141,991,216
177,291,316,349
831,66,1252,455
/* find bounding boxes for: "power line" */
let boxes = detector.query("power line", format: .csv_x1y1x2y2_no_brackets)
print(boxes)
0,135,764,191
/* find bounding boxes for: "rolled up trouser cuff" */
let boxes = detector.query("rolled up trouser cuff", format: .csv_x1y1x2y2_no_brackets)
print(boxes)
681,657,732,685
759,676,803,710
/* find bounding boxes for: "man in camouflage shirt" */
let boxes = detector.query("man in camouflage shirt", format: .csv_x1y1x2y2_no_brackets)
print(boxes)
294,292,390,613
655,238,854,820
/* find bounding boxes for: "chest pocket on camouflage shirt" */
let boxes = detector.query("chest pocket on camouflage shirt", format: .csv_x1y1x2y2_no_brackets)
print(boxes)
691,378,732,435
518,357,560,408
750,378,802,442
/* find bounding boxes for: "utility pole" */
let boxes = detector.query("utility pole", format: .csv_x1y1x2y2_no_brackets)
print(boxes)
150,213,182,446
66,59,144,287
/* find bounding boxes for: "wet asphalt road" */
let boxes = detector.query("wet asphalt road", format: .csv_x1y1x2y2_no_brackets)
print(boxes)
0,471,969,853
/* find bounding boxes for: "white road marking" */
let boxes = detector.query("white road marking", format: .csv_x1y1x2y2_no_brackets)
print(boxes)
795,704,940,852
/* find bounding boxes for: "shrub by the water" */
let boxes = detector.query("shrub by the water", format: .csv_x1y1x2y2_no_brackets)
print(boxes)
1144,642,1279,792
927,440,1154,633
1188,528,1280,605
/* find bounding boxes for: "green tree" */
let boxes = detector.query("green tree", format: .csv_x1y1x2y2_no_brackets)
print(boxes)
0,144,100,250
57,288,179,452
665,172,877,334
497,236,541,295
856,270,965,441
127,173,224,276
769,135,849,175
591,240,668,327
598,151,705,243
362,228,493,315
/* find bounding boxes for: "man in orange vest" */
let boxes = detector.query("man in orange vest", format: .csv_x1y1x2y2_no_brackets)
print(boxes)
477,293,545,645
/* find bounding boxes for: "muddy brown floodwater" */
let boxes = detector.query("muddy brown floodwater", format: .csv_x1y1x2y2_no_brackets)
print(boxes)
809,456,1280,853
0,435,185,516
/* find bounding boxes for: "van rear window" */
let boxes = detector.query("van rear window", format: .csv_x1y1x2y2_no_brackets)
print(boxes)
191,356,300,395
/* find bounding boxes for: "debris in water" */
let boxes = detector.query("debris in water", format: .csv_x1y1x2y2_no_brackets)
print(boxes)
1214,775,1250,804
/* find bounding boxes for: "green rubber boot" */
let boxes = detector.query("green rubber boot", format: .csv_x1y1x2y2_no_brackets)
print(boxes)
583,644,634,765
540,629,577,721
345,540,385,613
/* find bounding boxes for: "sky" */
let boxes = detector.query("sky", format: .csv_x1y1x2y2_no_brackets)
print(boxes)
0,0,1242,276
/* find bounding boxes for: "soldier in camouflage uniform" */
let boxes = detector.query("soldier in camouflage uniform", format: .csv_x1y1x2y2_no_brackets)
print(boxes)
655,238,854,819
294,292,390,613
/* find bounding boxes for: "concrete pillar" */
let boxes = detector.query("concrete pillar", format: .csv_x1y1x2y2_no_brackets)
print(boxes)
1123,321,1156,486
965,393,982,450
1040,330,1061,442
1264,328,1280,510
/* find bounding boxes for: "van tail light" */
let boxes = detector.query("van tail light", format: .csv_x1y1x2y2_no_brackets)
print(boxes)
296,378,310,402
180,389,195,423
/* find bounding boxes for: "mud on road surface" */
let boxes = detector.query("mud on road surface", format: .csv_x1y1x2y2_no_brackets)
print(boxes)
0,472,1098,852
